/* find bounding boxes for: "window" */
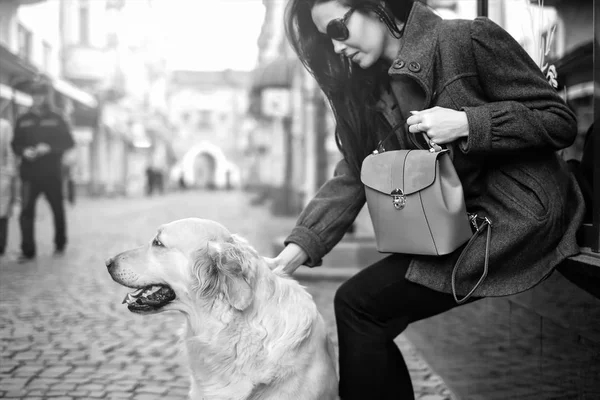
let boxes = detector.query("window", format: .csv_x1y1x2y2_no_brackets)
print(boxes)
79,0,90,45
0,15,9,46
17,24,32,61
196,110,212,129
106,0,125,10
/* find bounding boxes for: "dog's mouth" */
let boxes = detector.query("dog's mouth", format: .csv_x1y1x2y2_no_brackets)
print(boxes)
122,285,176,313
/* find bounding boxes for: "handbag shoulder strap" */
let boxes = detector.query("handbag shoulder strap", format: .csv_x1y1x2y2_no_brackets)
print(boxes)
451,215,492,304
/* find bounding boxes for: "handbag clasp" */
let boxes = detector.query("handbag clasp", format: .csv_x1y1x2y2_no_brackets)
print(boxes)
391,189,406,210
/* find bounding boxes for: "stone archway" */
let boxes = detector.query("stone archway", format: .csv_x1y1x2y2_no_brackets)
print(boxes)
180,142,239,189
193,152,217,189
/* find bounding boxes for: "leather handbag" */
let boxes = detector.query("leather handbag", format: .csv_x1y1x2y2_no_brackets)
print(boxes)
360,141,492,304
361,144,472,255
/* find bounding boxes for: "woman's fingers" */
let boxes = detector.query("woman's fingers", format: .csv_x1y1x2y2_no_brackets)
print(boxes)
408,122,425,134
405,107,466,145
406,111,420,126
407,110,428,135
407,112,426,134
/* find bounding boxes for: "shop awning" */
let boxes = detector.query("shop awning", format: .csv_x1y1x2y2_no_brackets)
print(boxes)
0,44,97,109
52,78,98,109
0,83,32,106
0,44,38,81
250,58,300,92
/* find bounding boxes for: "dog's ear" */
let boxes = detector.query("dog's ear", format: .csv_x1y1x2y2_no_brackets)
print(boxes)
197,235,257,311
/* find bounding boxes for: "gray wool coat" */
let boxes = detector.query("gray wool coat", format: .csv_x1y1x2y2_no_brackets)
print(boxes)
284,2,586,298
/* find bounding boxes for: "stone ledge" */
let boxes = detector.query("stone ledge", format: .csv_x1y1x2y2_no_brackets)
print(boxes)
293,266,360,282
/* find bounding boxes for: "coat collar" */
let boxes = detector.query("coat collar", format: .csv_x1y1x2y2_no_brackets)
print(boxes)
386,2,443,109
390,2,442,74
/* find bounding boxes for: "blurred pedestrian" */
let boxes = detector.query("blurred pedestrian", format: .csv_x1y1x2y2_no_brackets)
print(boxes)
11,80,75,262
0,114,18,257
154,167,165,194
178,173,187,190
62,151,77,205
265,1,586,399
145,166,155,196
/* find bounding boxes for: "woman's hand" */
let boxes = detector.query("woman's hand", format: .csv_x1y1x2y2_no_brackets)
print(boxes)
406,107,469,146
263,243,309,275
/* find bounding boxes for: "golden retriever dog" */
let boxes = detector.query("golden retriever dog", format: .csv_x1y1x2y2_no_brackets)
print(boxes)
106,218,338,400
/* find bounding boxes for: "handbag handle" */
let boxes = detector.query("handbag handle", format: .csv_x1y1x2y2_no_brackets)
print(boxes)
451,215,492,304
421,132,443,153
374,130,443,154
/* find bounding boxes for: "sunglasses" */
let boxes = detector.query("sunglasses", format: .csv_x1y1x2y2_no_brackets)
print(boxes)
325,7,356,41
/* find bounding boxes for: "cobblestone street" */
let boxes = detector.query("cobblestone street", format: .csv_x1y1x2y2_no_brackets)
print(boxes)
0,190,453,400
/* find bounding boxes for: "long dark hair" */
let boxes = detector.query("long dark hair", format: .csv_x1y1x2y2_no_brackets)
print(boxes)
285,0,415,175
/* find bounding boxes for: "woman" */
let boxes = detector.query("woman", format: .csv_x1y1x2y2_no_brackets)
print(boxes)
266,0,585,398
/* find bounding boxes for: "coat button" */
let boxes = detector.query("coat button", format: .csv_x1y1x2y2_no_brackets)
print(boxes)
408,61,421,72
393,60,405,69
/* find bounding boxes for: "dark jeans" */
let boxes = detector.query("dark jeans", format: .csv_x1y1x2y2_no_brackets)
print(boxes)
335,253,481,400
0,217,7,254
19,177,66,256
65,178,75,205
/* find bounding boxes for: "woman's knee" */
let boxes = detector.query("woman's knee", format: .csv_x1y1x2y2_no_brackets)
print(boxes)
334,254,411,313
334,255,416,338
334,274,361,316
334,270,393,329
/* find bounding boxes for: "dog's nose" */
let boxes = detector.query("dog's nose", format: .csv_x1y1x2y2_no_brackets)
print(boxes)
105,257,114,269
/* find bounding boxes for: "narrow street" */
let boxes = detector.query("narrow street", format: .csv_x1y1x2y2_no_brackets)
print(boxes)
0,190,453,400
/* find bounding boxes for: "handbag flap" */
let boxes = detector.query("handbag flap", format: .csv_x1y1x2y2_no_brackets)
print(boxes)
361,149,447,195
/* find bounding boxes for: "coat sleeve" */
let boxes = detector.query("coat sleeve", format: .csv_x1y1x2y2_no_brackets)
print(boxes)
284,157,366,267
11,116,28,157
459,17,577,155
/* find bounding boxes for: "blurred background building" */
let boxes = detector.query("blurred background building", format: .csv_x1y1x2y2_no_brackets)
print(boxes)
0,0,258,197
167,69,250,190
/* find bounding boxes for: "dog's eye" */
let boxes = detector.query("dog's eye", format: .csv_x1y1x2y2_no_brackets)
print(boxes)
152,238,164,247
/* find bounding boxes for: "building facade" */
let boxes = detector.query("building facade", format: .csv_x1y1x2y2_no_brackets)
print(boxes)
59,0,175,197
0,0,101,200
249,0,339,216
166,69,251,190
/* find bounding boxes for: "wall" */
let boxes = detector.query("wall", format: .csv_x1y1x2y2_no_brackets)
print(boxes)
168,86,248,160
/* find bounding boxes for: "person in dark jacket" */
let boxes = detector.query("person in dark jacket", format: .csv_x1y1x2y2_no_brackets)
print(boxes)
264,1,586,399
11,81,75,262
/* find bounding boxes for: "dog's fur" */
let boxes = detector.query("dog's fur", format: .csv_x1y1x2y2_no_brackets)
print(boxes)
107,218,338,400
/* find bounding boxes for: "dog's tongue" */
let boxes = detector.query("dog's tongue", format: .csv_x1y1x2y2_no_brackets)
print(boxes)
122,285,176,312
122,286,161,305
